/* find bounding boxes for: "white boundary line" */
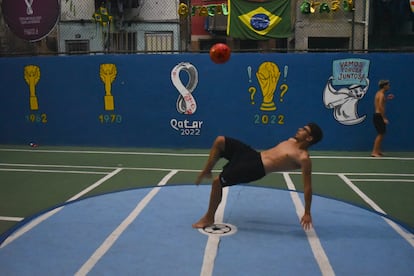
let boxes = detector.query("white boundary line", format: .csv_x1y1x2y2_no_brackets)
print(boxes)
0,148,208,157
0,163,200,173
336,172,414,176
285,171,414,177
339,174,414,248
0,168,107,174
312,156,414,160
0,216,23,222
348,179,414,182
75,170,178,276
2,163,413,178
200,187,229,276
0,168,123,248
284,173,335,276
1,148,413,160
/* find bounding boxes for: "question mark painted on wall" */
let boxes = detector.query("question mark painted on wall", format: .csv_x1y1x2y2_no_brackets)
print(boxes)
248,87,256,104
279,84,288,102
247,66,256,104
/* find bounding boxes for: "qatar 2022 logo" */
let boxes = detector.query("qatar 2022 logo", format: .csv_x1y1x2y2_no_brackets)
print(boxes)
170,62,203,136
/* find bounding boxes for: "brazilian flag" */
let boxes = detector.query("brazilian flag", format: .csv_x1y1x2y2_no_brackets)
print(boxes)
227,0,291,40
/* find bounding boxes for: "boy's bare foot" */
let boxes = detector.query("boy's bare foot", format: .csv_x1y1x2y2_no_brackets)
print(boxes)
192,216,214,228
195,170,212,185
371,152,382,157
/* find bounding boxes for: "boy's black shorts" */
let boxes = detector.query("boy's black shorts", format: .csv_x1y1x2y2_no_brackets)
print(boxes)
373,113,386,134
219,137,266,187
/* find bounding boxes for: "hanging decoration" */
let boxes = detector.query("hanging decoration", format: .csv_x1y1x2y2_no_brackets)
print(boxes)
92,5,113,26
300,1,311,13
178,3,189,17
92,4,113,51
343,0,354,12
300,0,353,14
319,2,330,13
197,6,209,16
310,1,319,13
179,1,354,17
178,3,228,17
331,1,340,11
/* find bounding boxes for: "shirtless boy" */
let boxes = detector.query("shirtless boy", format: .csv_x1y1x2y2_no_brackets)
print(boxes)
372,80,393,157
192,123,323,230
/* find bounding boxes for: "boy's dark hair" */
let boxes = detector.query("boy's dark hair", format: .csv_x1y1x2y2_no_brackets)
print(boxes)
307,122,323,146
378,80,389,89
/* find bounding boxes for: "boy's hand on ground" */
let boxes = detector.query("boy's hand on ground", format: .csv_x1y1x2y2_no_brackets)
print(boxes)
301,213,313,231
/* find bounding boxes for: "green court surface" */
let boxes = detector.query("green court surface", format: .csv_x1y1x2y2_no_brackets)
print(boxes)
1,145,413,239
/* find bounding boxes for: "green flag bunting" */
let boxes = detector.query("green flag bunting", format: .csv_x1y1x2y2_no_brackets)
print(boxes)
227,0,291,40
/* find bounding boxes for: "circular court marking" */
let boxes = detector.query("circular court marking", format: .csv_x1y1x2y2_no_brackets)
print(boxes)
199,223,238,236
0,185,413,275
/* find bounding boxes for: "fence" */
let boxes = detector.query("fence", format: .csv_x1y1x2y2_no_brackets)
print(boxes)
0,0,413,56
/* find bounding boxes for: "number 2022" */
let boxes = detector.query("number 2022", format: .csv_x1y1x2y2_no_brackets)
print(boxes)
254,114,284,125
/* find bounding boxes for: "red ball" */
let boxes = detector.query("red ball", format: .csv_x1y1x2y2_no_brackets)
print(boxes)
209,43,231,64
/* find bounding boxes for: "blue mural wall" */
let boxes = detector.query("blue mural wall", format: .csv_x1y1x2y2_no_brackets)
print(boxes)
0,53,412,151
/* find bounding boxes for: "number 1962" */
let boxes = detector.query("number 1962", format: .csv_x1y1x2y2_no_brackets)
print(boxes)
254,114,285,125
26,113,47,124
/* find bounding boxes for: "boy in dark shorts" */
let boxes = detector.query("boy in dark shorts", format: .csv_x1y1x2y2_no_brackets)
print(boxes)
371,80,394,157
218,137,266,186
373,113,386,135
192,123,323,231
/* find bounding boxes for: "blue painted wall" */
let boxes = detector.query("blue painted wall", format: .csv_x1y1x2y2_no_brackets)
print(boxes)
0,53,412,151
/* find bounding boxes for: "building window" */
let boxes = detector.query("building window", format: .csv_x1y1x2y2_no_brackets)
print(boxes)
65,40,89,54
104,32,137,52
145,32,173,53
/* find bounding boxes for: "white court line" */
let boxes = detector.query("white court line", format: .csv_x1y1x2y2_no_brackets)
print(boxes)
2,163,414,178
0,216,23,222
312,156,414,160
1,148,413,160
0,148,207,157
200,187,229,276
0,163,118,169
339,172,414,177
287,171,414,177
0,163,200,173
348,179,414,182
339,174,414,248
0,168,123,248
0,168,107,174
284,173,335,276
75,170,178,276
